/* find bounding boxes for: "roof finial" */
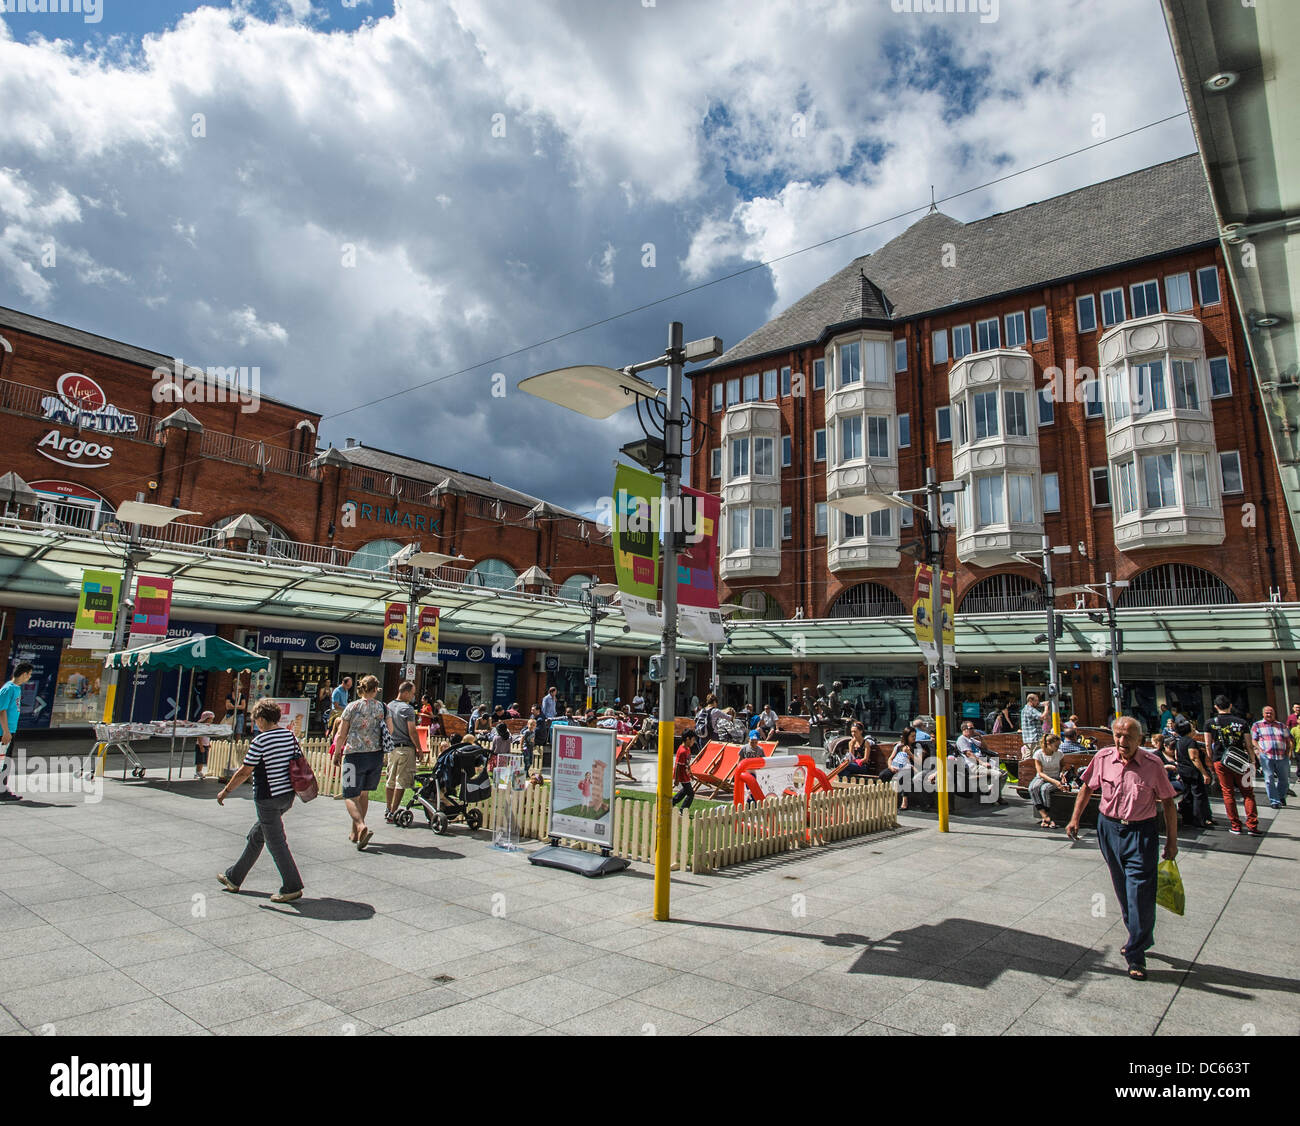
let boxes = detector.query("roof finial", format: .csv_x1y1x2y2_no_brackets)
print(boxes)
929,185,937,213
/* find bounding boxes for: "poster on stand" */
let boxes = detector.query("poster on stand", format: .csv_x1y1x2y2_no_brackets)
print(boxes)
548,726,616,846
264,697,311,740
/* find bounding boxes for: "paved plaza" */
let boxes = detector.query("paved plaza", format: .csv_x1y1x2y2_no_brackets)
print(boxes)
0,751,1296,1037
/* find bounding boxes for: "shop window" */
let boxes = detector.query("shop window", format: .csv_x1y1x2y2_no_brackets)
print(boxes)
466,558,518,590
348,538,404,570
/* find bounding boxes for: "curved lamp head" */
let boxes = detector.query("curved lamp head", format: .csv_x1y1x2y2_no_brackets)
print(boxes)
518,365,659,419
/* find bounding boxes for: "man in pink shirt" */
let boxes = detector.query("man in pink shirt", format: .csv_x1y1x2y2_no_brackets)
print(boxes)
1066,715,1178,981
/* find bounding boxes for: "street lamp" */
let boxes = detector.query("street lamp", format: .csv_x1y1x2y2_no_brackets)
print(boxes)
96,499,201,774
520,322,723,921
830,468,965,833
582,581,620,711
1015,534,1073,737
1061,573,1130,722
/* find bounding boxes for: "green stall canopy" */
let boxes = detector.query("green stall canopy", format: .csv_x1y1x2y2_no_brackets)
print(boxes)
104,634,270,673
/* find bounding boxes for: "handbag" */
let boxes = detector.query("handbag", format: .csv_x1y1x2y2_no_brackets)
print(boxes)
379,700,396,756
289,748,318,802
1220,746,1252,776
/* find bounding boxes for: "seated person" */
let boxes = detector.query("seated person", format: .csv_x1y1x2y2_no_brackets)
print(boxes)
596,708,620,729
956,721,996,762
1059,723,1086,754
1150,733,1185,796
1028,731,1069,828
756,704,779,739
884,727,919,811
839,723,877,779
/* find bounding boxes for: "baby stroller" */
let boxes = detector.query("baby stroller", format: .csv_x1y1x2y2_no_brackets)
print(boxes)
824,734,852,771
393,742,492,834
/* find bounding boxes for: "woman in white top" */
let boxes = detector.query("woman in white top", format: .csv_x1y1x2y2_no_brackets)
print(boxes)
1029,731,1069,828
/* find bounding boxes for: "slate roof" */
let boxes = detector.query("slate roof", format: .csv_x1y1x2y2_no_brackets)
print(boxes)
714,155,1219,367
337,444,592,521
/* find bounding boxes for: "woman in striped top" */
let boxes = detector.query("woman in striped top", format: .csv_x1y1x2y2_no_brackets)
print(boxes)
216,699,304,903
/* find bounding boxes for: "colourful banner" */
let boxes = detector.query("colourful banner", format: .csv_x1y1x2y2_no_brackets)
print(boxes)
911,564,937,665
413,606,440,665
940,570,956,656
127,575,174,647
677,486,724,643
613,463,663,635
72,569,121,651
380,602,407,664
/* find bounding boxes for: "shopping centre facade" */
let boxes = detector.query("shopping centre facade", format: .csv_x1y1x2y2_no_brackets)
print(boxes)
4,156,1300,738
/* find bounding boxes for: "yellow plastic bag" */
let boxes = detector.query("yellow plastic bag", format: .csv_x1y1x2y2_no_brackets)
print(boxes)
1156,858,1185,916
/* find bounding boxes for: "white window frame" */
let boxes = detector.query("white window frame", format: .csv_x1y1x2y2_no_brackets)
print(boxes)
1171,359,1199,411
711,383,723,413
1084,378,1104,419
730,438,750,480
1003,390,1028,437
864,339,890,385
728,508,750,552
1042,472,1061,513
814,428,826,462
709,448,721,479
753,507,776,550
894,338,908,373
813,358,825,390
1219,450,1243,496
1090,465,1111,508
754,436,775,477
726,378,740,406
1197,265,1221,307
1030,305,1048,343
780,366,792,396
1165,272,1193,313
1208,356,1231,399
1181,452,1210,509
1101,287,1125,327
900,506,914,528
838,341,861,388
976,317,1000,352
781,434,792,467
932,329,949,364
762,369,778,400
898,412,910,449
1038,387,1055,426
868,508,892,538
1130,279,1161,319
975,475,1004,528
814,502,827,537
1141,452,1177,510
1115,459,1137,516
782,506,793,540
840,415,863,462
936,405,952,443
1004,311,1027,349
842,512,865,540
743,373,760,402
973,389,999,440
952,324,973,360
866,415,891,459
1076,294,1097,333
1007,473,1035,524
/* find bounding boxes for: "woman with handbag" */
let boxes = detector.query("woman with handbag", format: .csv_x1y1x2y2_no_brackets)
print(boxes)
333,674,388,850
216,699,305,903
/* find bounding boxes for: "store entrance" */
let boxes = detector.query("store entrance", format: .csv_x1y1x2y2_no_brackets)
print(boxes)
756,677,789,714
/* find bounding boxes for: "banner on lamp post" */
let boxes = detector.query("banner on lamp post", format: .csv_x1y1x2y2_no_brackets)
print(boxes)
911,564,938,665
127,575,174,647
413,606,440,665
612,463,663,635
939,569,956,660
72,569,122,651
677,486,724,643
380,602,407,664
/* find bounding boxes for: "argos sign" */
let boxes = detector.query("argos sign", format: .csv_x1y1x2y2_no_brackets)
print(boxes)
36,373,139,469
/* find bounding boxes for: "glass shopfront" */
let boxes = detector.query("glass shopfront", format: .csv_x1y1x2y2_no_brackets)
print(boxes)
816,663,919,733
1120,662,1266,732
950,664,1076,731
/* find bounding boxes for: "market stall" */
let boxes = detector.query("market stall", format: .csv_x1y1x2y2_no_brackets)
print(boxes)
98,635,270,782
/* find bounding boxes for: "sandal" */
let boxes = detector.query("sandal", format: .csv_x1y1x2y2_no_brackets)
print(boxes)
357,827,374,851
1046,820,1057,828
1128,966,1147,981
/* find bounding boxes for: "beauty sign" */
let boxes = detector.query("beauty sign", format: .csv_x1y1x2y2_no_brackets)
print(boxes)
548,726,616,846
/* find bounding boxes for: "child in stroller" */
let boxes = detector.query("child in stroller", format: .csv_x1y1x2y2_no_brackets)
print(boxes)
392,736,492,834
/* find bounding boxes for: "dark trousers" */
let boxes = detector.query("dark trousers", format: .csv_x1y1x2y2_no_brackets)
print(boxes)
1177,767,1211,826
227,793,303,894
1096,814,1159,968
672,781,694,808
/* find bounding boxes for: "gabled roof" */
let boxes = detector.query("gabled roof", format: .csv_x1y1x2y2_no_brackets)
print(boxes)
338,444,591,521
714,155,1220,367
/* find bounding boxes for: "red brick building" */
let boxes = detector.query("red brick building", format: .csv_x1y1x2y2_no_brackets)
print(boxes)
0,307,630,732
690,157,1299,729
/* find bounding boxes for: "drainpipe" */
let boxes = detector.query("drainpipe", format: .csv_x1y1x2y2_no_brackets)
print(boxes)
1244,351,1282,596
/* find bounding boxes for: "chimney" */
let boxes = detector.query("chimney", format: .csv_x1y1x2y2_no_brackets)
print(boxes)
345,438,356,448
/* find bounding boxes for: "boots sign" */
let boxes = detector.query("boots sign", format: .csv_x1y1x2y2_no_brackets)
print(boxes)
36,373,139,469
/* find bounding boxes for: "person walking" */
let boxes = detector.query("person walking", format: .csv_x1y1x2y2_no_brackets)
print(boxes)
1205,694,1261,836
0,662,33,802
384,680,418,823
216,699,304,903
1172,717,1214,828
1251,704,1292,810
672,729,697,810
334,674,386,850
540,686,559,721
1066,716,1177,980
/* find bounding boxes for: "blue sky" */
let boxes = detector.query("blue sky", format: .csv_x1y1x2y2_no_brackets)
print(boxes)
0,0,1197,518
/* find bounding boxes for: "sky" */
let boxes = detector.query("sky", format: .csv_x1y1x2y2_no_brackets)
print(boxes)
0,0,1198,519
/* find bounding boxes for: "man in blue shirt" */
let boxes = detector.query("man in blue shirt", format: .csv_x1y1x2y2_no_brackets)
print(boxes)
330,676,352,721
0,662,33,802
540,687,559,720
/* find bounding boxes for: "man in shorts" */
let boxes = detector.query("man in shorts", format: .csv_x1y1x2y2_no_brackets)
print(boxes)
385,680,419,823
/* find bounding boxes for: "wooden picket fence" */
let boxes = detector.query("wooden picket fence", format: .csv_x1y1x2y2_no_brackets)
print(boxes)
205,737,343,799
